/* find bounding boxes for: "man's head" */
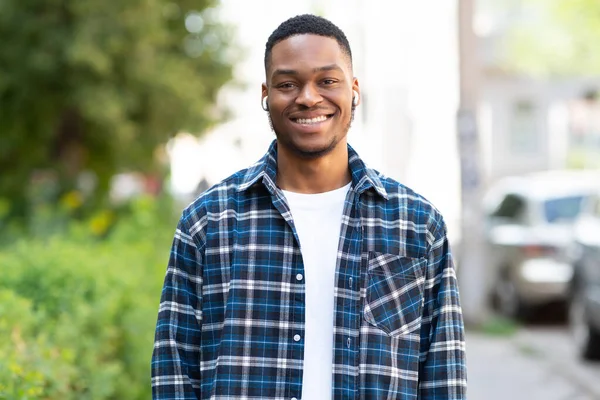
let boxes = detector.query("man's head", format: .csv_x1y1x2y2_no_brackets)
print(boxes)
264,14,353,72
262,14,360,159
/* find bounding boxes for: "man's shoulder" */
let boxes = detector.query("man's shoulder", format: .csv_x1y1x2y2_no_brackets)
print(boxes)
372,169,445,230
181,166,252,223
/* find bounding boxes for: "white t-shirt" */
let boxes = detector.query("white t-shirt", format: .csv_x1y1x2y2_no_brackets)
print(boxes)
282,182,351,400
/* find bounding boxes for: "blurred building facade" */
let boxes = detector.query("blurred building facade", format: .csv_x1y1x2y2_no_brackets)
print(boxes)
475,1,600,185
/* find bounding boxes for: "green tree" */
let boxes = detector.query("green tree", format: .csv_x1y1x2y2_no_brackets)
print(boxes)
502,0,600,76
0,0,235,220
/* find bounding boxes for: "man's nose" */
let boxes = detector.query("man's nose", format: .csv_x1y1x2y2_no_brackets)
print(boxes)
295,83,322,108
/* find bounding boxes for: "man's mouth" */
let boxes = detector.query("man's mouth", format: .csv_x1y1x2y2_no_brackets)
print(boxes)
291,114,333,125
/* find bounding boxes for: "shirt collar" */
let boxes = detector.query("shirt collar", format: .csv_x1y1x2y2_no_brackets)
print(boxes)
237,140,388,200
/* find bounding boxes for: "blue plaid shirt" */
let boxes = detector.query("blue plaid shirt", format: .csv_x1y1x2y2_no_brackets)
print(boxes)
152,141,467,399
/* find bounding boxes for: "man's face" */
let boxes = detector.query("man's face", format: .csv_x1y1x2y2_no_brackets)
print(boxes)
263,34,359,159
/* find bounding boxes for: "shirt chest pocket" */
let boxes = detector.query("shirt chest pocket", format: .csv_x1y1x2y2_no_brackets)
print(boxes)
363,252,427,338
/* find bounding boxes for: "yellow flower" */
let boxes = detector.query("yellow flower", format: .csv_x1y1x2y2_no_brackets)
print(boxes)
8,362,23,376
89,210,115,236
26,387,43,397
60,191,84,210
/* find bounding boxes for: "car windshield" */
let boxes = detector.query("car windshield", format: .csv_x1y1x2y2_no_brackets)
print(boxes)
543,195,586,223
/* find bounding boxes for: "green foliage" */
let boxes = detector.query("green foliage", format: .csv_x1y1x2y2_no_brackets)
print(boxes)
502,0,600,76
477,315,519,337
0,0,235,218
0,196,179,399
566,147,600,169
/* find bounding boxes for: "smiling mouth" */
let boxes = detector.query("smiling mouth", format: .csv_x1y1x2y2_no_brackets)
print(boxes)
291,114,334,125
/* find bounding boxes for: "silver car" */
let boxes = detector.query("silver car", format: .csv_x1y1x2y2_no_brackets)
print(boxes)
483,171,600,320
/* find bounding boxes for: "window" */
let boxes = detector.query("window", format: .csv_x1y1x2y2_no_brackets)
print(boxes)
492,194,527,222
543,196,586,223
510,100,539,155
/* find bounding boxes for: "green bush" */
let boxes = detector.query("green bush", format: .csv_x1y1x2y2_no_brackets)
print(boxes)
0,196,178,399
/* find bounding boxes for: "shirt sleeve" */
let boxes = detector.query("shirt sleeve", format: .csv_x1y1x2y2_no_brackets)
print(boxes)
418,217,467,399
152,214,204,400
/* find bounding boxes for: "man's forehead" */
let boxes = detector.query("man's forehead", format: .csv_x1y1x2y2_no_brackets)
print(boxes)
272,33,339,49
268,34,351,73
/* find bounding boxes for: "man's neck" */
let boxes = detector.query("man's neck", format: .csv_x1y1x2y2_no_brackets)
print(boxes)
276,142,351,194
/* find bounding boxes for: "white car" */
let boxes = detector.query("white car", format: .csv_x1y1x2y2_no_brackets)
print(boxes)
483,170,600,320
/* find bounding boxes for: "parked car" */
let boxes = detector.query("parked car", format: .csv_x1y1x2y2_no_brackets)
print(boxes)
567,188,600,360
483,171,600,320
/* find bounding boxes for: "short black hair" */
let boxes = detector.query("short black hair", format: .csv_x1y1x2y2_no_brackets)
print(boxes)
264,14,353,71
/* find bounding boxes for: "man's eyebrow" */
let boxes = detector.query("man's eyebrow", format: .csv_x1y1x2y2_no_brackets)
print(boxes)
272,68,298,77
313,64,343,73
271,64,344,77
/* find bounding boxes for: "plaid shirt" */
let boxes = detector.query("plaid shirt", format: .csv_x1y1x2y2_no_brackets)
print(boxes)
152,141,467,400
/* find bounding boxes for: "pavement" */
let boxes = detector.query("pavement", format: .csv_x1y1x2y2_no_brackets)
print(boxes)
466,329,600,400
515,327,600,399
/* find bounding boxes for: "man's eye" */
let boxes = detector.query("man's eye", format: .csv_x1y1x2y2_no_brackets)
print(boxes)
277,82,295,89
322,79,337,85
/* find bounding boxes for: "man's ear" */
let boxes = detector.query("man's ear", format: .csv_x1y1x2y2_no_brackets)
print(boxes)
261,83,269,111
352,78,361,106
261,82,268,100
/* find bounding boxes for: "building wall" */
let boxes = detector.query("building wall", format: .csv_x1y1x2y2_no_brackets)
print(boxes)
480,75,600,188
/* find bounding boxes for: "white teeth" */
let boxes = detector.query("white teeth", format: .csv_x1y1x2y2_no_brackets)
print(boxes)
295,115,328,125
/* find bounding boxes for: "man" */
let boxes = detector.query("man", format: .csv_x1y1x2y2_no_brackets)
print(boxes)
152,14,467,400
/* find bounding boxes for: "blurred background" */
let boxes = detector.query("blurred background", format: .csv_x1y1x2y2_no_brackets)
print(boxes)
1,0,600,398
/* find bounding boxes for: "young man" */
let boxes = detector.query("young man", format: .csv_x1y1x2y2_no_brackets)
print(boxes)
152,14,467,400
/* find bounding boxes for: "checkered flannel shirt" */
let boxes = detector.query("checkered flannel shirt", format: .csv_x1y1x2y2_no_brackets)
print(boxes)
152,140,467,399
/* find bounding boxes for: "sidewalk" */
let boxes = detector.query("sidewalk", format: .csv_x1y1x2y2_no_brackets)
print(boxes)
515,327,600,398
466,331,595,400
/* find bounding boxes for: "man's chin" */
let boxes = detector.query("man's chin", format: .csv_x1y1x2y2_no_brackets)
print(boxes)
276,136,338,160
294,145,335,159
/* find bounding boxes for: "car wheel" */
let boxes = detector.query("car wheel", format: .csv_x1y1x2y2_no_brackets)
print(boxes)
569,293,600,360
495,274,529,321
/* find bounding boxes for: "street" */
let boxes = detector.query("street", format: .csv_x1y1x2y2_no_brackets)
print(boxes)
467,325,600,399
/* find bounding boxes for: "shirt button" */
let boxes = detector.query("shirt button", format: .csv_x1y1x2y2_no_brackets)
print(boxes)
296,273,303,281
291,398,298,400
293,334,301,342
